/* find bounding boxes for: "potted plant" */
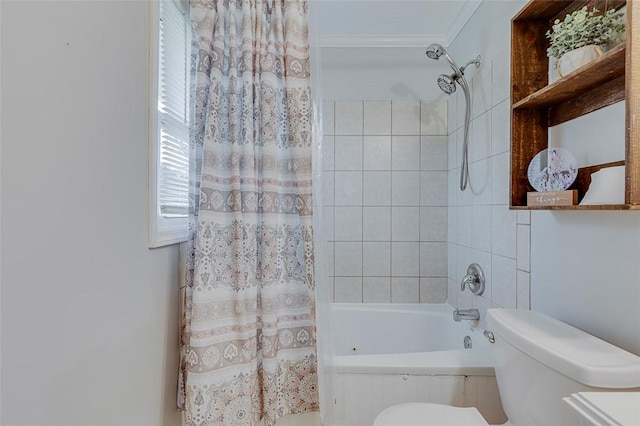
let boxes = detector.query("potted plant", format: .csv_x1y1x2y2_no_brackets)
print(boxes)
546,6,626,77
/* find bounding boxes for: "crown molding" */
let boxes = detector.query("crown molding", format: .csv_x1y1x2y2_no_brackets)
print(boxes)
320,34,448,48
318,0,484,48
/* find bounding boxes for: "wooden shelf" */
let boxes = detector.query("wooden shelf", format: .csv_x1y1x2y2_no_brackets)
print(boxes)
509,0,639,210
511,204,640,210
513,43,625,110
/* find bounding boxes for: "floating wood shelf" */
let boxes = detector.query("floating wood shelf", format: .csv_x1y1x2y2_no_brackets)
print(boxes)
511,205,640,210
510,0,640,210
512,43,626,110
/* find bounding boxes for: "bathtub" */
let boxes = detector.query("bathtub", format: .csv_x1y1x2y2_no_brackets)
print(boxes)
330,303,506,426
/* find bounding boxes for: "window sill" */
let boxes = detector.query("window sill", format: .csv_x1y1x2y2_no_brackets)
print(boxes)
149,216,188,248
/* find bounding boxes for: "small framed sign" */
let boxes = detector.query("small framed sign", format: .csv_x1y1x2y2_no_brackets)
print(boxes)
527,190,578,206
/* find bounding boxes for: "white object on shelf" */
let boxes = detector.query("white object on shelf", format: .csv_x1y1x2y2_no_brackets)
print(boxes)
557,45,603,77
580,165,625,205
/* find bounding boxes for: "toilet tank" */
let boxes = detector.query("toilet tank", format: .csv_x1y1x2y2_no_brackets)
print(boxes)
487,309,640,426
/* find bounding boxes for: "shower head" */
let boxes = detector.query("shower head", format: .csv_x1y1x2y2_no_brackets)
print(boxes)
437,74,457,95
425,43,463,76
425,46,481,192
425,44,445,60
426,44,481,97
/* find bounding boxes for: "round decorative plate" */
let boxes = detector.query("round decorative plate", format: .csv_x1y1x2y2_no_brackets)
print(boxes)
527,148,578,192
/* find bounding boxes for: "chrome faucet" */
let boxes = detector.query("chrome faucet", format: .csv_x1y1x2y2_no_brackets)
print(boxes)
453,308,480,322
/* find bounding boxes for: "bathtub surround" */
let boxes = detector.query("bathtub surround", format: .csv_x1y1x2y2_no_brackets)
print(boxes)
181,1,318,424
323,100,449,303
445,1,531,330
321,48,530,312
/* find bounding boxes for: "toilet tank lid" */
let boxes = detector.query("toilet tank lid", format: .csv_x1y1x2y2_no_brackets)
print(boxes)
487,309,640,389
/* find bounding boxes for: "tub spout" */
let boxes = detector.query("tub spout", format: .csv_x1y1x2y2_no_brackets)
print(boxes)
453,308,480,322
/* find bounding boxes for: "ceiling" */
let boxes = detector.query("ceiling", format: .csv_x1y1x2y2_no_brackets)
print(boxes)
316,0,483,47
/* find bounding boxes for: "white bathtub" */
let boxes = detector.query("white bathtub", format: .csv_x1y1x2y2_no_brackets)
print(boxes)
330,303,506,426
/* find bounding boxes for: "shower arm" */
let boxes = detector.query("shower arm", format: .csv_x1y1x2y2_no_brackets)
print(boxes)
459,56,482,75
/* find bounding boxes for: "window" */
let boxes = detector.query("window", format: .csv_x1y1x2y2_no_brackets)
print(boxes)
149,0,190,247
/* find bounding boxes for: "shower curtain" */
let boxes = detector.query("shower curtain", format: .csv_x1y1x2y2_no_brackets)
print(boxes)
179,0,318,425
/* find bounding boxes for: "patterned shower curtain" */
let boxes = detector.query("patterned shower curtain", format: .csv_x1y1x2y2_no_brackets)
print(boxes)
179,0,318,425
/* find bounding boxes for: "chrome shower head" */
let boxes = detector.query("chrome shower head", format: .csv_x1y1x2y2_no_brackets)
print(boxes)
425,43,462,75
426,44,481,97
437,74,457,95
425,43,445,60
425,46,481,192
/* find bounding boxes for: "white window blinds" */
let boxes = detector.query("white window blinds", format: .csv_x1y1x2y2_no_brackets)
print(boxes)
158,0,189,217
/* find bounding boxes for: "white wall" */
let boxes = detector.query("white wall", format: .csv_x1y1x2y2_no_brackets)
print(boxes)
320,47,447,101
531,212,640,354
0,1,3,420
1,1,182,425
551,102,626,167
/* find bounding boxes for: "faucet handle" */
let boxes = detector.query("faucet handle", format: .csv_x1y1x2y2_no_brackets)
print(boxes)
460,263,485,296
483,330,495,343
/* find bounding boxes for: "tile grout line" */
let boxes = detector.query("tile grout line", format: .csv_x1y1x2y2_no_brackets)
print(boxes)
360,101,364,303
418,102,422,304
332,102,336,303
389,102,393,303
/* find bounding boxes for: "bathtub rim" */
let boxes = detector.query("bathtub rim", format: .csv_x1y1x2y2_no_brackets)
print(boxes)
333,346,495,376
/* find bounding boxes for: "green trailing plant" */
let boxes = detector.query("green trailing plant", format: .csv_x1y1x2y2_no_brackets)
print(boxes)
545,6,626,59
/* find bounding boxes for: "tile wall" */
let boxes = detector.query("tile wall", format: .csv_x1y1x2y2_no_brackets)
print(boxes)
322,100,449,303
446,51,531,328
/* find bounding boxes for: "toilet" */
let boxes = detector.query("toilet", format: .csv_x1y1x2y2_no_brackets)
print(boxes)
374,309,640,426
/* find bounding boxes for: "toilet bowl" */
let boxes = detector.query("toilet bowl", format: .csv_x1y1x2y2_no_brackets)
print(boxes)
373,309,640,426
